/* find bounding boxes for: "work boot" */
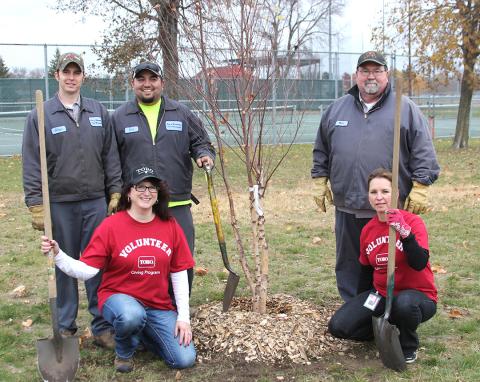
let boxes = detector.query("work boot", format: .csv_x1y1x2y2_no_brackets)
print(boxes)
114,356,134,373
59,328,76,338
93,330,115,350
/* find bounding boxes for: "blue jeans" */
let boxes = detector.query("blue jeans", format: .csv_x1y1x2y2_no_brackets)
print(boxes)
102,294,196,369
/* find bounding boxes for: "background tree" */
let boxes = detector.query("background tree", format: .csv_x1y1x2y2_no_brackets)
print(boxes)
0,56,10,78
48,48,62,77
55,0,181,98
373,0,480,149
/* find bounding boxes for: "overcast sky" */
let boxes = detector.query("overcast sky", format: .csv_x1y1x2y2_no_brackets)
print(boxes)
0,0,386,73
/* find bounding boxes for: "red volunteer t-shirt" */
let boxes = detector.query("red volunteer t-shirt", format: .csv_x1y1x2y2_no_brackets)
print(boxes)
359,210,437,302
80,211,195,312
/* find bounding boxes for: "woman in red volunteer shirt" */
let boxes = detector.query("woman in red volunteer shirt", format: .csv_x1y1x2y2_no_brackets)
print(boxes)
41,165,195,373
328,168,437,364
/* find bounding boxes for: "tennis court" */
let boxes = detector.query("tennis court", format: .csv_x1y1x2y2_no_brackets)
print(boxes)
1,107,479,156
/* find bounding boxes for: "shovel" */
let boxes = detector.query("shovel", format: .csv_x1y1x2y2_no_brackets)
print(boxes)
371,77,406,372
35,89,80,381
204,164,240,312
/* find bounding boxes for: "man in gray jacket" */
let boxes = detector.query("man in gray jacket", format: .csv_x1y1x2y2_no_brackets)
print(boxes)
22,52,122,348
311,51,440,302
112,61,215,292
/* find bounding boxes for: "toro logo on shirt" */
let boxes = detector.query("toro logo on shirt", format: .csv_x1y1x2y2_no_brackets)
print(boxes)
138,256,155,268
375,252,388,268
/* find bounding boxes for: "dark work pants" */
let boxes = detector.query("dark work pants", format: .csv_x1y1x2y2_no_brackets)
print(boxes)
169,204,195,294
50,197,113,336
328,289,437,355
334,209,371,302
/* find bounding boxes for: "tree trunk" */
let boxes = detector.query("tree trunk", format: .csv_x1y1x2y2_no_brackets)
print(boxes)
156,0,179,99
452,56,475,149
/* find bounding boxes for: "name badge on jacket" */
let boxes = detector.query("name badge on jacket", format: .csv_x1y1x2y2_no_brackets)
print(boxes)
335,120,348,127
89,117,102,127
125,126,139,134
51,126,67,135
165,121,183,131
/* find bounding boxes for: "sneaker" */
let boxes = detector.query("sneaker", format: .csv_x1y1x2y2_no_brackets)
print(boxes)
93,330,115,350
114,356,134,373
405,351,417,364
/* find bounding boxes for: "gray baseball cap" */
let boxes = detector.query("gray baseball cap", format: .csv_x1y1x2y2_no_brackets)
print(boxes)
130,165,162,185
56,52,85,72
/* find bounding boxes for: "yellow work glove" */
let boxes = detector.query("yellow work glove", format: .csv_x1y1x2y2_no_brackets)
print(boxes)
313,177,333,212
29,205,44,231
404,181,429,214
107,193,121,215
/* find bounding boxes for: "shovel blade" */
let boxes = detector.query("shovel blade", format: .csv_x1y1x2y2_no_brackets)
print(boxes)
372,316,406,371
222,272,240,312
37,336,80,382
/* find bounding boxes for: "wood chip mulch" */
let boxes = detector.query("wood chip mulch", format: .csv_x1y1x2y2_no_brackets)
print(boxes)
191,293,361,364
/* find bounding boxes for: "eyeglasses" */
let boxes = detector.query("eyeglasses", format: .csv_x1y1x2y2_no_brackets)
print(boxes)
134,185,159,193
357,69,386,77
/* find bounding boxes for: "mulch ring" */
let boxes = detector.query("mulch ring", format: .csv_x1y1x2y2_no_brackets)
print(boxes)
191,293,363,365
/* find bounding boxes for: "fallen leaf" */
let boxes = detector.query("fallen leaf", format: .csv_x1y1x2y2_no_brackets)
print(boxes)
448,309,465,319
22,319,33,328
312,237,322,245
9,285,27,298
195,267,208,276
431,265,447,274
175,370,182,380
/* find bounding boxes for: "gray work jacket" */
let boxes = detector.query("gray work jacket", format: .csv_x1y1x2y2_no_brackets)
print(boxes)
22,94,122,206
112,96,215,202
311,83,440,211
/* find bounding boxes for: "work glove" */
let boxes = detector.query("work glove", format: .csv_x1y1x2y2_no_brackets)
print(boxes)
386,209,411,239
404,181,429,214
28,205,44,231
313,177,333,212
107,193,121,215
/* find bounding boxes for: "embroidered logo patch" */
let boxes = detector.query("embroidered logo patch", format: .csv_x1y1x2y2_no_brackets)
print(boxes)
125,126,139,134
165,121,182,131
51,126,67,135
89,117,102,127
335,120,348,126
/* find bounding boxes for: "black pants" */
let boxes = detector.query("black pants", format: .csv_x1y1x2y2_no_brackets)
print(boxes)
168,204,195,294
328,289,437,355
334,209,371,301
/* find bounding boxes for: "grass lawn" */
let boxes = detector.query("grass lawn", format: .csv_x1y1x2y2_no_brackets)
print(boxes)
0,138,479,381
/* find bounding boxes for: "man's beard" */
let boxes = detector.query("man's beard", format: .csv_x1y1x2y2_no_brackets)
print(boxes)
139,95,157,104
364,81,379,94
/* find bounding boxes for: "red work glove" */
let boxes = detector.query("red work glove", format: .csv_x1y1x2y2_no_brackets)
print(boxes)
386,209,411,239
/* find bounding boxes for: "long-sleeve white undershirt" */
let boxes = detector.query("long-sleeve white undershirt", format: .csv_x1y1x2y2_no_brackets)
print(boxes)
54,250,190,323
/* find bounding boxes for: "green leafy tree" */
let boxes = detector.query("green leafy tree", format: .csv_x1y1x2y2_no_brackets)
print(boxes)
0,55,10,77
373,0,480,149
48,48,62,77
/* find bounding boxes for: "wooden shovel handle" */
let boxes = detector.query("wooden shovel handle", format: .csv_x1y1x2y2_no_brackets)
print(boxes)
385,77,402,319
36,90,56,299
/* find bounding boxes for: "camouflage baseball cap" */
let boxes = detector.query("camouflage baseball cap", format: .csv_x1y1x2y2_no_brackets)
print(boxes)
56,52,85,72
357,51,388,69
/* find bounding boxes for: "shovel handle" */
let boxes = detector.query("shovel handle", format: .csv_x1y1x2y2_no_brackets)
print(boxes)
384,77,402,319
36,90,56,299
204,165,237,275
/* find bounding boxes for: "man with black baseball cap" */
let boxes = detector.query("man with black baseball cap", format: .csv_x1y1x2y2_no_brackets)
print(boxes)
311,50,439,302
112,61,215,295
22,51,122,349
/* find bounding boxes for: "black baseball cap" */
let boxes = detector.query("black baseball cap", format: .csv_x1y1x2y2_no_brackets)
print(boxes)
132,62,163,79
357,51,388,69
130,165,162,185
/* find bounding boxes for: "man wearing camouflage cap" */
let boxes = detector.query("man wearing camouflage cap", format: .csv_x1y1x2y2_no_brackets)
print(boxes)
22,52,122,348
311,51,440,302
